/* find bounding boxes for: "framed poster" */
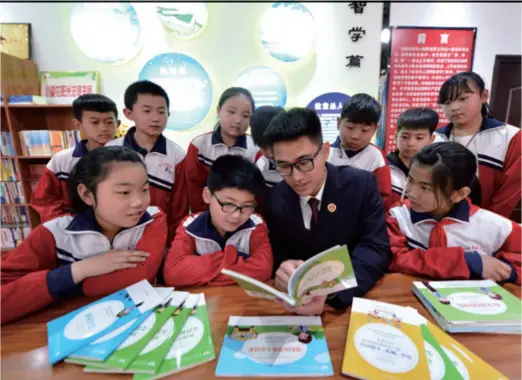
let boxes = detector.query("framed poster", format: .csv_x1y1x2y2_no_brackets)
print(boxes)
0,23,31,60
40,71,100,104
307,92,351,144
383,27,477,154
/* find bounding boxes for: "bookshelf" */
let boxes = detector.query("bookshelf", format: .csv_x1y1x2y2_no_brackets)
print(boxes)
1,53,78,251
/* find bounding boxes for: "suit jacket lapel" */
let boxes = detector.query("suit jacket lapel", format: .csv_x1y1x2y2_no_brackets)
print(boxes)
316,164,341,239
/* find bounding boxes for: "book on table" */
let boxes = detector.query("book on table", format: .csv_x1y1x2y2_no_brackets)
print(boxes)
413,280,522,333
222,244,356,306
77,291,190,372
342,297,432,380
215,315,333,377
47,280,163,365
66,287,174,363
133,294,216,380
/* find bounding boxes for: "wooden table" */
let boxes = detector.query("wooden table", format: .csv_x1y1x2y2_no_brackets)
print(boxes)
2,274,520,379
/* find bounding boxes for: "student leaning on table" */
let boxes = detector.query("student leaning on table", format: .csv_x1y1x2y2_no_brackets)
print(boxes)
387,142,521,285
263,108,392,315
1,147,167,325
163,154,273,287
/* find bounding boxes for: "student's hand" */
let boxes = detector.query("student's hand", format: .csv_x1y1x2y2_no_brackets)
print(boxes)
71,249,150,283
481,256,512,282
274,260,304,291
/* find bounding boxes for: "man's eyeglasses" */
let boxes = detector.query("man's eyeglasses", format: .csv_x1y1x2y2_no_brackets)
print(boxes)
212,191,257,215
275,145,323,176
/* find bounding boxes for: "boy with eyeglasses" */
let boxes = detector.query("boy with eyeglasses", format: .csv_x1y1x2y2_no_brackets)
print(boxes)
263,108,391,315
163,154,273,287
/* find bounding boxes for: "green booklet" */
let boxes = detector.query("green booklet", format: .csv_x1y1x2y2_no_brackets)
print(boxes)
420,323,464,380
413,280,522,333
222,245,356,306
79,291,190,372
125,294,200,374
133,294,216,380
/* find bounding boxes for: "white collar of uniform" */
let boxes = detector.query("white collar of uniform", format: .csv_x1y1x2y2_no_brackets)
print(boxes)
299,172,327,210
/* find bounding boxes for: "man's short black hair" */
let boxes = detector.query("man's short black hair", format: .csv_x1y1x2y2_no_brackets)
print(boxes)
72,94,118,121
250,105,284,149
340,93,381,125
263,107,323,148
124,80,170,110
207,154,264,197
397,107,439,134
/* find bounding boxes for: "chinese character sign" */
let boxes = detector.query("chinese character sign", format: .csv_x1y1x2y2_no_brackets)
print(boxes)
307,92,351,144
40,71,100,103
383,27,476,154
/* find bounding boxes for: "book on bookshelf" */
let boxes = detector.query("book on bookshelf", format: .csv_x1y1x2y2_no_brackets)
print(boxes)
0,182,25,204
413,280,522,333
1,159,18,181
1,132,15,156
19,130,80,156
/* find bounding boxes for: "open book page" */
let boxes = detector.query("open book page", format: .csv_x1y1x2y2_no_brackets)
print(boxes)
221,269,295,305
288,245,357,305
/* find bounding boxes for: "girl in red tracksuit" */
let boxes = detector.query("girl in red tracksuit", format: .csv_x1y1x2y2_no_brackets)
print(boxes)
387,142,520,285
164,154,272,287
185,87,259,213
434,71,521,219
1,146,167,325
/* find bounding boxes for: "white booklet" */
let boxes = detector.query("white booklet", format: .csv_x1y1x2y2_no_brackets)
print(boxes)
222,245,357,306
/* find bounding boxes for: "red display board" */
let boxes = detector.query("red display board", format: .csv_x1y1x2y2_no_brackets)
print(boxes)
384,27,477,154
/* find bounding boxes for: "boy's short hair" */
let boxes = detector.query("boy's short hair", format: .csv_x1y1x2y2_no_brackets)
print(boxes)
72,94,118,121
207,155,265,197
340,93,381,125
124,80,170,110
397,107,439,135
263,107,323,148
250,105,284,149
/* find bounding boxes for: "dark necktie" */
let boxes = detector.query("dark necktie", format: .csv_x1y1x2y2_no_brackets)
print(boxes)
308,197,319,231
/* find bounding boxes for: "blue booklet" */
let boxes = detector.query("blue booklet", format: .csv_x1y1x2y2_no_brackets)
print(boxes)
215,316,333,377
47,280,163,365
66,287,174,362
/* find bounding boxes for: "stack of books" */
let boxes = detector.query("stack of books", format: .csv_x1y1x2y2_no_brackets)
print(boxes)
215,316,333,377
19,130,80,156
47,280,215,379
413,280,522,333
342,297,509,380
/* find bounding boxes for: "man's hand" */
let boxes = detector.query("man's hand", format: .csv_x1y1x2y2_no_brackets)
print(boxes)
274,260,304,291
481,256,512,282
276,295,331,316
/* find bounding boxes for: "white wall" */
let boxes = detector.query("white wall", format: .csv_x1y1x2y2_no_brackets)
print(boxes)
0,2,383,149
390,1,522,90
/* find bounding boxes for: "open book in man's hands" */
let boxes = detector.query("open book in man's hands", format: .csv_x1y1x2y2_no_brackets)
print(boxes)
221,245,357,307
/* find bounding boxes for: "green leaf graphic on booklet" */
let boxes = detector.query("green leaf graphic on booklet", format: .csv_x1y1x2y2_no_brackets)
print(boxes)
222,245,356,306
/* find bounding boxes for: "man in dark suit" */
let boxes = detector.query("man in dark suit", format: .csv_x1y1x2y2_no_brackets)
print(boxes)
263,107,391,315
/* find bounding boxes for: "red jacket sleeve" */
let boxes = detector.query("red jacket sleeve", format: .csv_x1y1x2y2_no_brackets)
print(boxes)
374,165,393,211
185,143,209,213
387,215,471,279
169,159,189,241
31,168,72,223
496,221,522,285
163,216,273,287
81,210,167,296
489,130,521,218
1,226,63,325
389,189,403,207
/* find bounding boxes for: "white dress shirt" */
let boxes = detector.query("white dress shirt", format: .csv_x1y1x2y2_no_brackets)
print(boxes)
299,175,327,230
